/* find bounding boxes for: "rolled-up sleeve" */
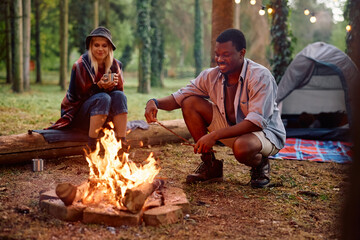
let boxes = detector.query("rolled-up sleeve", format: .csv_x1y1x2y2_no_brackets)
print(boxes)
244,70,276,129
172,69,216,106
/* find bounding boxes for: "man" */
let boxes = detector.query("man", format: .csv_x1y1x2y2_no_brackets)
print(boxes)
144,29,285,188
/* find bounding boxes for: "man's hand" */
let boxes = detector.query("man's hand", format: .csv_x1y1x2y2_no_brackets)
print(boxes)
194,132,217,154
144,99,158,123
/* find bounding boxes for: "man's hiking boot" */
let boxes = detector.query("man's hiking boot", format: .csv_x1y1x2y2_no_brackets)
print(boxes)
186,152,223,184
250,157,270,188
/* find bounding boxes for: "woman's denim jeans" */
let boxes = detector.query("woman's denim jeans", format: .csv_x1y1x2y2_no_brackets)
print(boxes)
71,90,127,131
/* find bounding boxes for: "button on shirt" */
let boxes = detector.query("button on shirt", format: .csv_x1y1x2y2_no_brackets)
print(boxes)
171,58,286,149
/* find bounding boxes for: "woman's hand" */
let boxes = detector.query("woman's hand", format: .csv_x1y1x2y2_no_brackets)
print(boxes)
98,73,118,90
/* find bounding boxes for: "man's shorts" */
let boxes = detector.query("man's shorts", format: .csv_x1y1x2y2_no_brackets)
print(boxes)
207,104,279,157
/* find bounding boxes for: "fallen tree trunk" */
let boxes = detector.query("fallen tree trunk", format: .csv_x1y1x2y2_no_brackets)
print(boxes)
0,119,191,165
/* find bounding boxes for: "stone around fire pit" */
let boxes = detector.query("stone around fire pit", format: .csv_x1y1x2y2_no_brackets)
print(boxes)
39,185,190,227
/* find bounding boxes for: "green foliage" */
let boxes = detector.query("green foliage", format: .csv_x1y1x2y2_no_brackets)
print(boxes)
69,0,93,54
150,0,165,88
330,21,347,51
136,0,151,93
270,0,293,84
120,45,133,71
289,0,334,54
194,0,203,77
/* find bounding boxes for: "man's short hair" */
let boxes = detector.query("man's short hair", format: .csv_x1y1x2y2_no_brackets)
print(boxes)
216,29,246,51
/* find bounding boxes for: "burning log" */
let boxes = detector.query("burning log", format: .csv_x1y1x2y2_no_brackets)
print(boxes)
55,181,89,206
122,179,163,213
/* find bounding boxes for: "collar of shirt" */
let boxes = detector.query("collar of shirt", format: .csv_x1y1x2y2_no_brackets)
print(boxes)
220,58,248,84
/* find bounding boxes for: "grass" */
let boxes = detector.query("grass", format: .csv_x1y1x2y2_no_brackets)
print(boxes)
0,71,191,136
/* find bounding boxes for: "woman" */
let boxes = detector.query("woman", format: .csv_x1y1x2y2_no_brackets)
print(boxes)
48,26,128,151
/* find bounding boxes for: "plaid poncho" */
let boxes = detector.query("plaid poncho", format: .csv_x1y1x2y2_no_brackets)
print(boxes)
47,52,123,129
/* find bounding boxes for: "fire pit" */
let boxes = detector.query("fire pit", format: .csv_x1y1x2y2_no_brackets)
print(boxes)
39,126,189,226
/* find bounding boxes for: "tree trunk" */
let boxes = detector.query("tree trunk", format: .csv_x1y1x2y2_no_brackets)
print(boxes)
59,0,68,91
104,0,110,28
346,0,360,70
150,0,164,88
34,0,42,84
22,0,31,91
12,0,24,93
0,119,191,165
210,0,234,67
194,0,203,77
137,0,151,93
5,0,13,84
93,0,99,28
270,0,292,84
342,1,360,238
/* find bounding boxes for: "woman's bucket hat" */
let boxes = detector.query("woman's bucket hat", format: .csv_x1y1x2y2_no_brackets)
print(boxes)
86,26,116,50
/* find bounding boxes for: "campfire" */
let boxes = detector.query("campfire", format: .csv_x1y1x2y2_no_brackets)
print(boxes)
39,125,189,226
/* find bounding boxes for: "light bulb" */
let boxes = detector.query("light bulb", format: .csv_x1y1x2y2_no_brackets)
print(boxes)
235,0,241,4
267,7,273,14
259,8,265,16
304,9,310,16
250,0,256,5
310,16,317,23
346,25,351,32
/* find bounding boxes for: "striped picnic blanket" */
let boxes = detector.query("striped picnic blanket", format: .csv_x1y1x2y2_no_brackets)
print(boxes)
270,138,353,163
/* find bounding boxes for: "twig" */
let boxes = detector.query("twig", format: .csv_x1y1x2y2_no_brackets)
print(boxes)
155,120,216,153
155,120,193,145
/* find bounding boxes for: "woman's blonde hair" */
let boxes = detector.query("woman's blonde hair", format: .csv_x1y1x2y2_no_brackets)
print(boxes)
88,37,114,75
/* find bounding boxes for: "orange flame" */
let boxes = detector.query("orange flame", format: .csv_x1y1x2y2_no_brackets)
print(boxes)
83,126,160,208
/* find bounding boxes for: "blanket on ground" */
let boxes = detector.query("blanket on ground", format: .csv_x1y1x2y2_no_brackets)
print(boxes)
270,138,352,163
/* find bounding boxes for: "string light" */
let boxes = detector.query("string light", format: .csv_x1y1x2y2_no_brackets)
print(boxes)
235,0,241,4
304,9,310,16
267,7,273,14
259,6,265,16
310,13,317,23
346,25,351,32
250,0,256,6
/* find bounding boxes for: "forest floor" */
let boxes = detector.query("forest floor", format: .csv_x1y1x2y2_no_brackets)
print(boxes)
0,142,351,240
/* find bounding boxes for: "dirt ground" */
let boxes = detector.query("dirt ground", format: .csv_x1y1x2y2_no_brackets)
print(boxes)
0,143,351,240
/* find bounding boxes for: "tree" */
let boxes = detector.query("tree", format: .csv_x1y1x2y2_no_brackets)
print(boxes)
210,0,234,67
93,0,99,28
59,0,68,90
342,2,360,238
5,0,13,84
150,0,164,87
12,0,24,93
270,0,292,84
194,0,203,76
289,0,333,54
33,0,41,84
69,0,93,55
345,0,360,69
22,0,30,91
136,0,151,93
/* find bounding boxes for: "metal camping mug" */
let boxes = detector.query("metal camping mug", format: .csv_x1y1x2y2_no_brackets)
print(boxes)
103,73,115,82
32,158,44,172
